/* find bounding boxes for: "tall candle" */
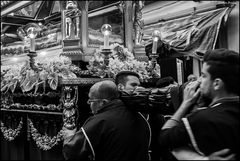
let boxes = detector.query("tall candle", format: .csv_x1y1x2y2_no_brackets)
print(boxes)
76,18,79,38
30,38,35,52
152,38,158,54
104,34,109,48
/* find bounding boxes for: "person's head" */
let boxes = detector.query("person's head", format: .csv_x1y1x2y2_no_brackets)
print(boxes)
88,80,119,114
156,76,177,88
187,74,197,82
115,71,141,91
200,48,239,99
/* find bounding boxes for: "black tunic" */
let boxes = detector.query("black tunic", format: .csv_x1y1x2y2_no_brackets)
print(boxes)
159,96,239,158
63,99,151,160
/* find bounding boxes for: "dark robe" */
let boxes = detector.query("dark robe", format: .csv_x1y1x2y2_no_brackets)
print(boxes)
63,99,151,160
159,96,240,159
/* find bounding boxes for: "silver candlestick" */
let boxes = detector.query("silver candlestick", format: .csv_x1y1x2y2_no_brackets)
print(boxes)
149,30,161,78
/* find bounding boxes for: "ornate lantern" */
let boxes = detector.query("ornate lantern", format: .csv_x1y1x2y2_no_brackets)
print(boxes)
17,23,42,70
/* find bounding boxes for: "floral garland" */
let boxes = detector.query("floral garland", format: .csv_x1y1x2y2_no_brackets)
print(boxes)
28,118,63,151
1,103,63,111
13,92,61,98
0,118,23,141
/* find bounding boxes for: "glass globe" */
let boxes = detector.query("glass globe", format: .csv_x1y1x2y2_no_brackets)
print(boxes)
27,27,38,39
101,24,112,36
152,29,161,41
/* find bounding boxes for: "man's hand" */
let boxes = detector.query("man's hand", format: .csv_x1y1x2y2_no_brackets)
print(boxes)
172,147,236,160
62,127,77,140
208,149,236,160
183,81,201,106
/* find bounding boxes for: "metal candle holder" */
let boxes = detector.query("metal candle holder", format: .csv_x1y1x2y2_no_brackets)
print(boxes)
101,48,112,66
27,51,38,71
149,29,161,77
26,26,39,71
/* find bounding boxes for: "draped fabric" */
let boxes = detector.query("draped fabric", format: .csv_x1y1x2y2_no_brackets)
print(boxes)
143,7,233,59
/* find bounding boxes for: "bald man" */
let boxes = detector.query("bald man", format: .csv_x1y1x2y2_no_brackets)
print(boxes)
62,80,151,160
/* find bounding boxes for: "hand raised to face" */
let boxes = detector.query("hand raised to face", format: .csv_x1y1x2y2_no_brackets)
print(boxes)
183,81,201,105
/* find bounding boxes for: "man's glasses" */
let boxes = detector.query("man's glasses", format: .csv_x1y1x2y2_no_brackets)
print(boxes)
87,99,110,104
87,99,101,104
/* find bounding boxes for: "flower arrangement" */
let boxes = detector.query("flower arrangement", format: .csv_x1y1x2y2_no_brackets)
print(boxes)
87,43,160,81
0,118,23,141
1,56,77,94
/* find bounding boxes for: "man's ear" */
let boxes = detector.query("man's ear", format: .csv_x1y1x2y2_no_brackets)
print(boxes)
117,84,124,91
213,78,223,91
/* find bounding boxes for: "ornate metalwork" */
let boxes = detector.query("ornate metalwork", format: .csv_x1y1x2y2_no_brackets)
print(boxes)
65,1,81,39
133,0,145,46
1,103,62,111
62,86,78,130
101,48,112,67
60,78,114,86
132,1,148,62
27,51,38,71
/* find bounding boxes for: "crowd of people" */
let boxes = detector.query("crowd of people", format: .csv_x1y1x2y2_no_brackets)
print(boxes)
62,48,239,160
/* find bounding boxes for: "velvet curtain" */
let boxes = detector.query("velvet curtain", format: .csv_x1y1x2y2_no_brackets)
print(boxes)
143,6,233,60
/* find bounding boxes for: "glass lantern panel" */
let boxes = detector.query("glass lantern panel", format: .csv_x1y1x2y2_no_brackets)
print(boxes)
13,1,42,18
88,9,124,47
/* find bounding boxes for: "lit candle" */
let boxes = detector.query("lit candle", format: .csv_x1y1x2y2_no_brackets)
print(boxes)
101,24,112,49
104,34,109,48
152,30,160,55
27,27,37,52
152,37,158,54
30,38,35,52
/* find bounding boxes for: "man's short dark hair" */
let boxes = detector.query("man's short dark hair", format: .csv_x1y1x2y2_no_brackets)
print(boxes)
156,76,175,88
115,71,140,85
203,48,239,95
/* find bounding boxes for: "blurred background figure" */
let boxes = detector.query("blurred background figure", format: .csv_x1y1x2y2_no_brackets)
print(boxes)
187,74,197,82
